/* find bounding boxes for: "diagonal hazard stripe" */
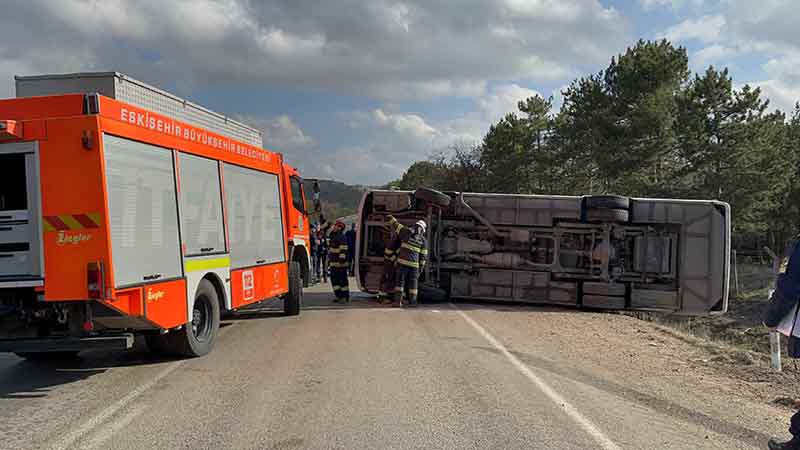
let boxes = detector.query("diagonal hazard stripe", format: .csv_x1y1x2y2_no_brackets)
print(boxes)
87,212,102,227
58,215,83,230
73,214,99,229
45,216,70,231
43,212,103,232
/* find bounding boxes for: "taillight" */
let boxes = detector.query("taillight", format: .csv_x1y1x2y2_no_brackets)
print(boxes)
88,262,105,299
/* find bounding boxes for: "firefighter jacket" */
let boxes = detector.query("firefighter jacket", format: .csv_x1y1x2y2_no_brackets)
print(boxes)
387,216,428,270
328,230,349,269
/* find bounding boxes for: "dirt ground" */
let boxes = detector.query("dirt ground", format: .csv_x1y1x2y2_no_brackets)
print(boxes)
628,262,800,417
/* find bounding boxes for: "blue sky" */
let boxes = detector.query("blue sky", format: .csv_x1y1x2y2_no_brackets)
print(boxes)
2,0,799,185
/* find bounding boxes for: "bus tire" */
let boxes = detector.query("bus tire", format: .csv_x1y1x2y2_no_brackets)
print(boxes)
284,261,302,316
167,279,220,357
585,208,629,223
585,195,630,210
414,187,451,208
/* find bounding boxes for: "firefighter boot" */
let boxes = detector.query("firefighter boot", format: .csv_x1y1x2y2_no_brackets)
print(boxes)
770,438,800,450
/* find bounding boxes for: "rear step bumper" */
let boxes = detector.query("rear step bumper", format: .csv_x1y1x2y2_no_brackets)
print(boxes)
0,334,134,353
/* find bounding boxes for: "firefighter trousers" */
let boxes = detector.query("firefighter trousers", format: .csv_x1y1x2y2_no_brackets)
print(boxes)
393,265,419,304
380,260,396,299
330,267,350,300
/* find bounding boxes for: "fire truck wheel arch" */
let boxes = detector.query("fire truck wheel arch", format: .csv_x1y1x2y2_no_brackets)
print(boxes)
184,262,231,321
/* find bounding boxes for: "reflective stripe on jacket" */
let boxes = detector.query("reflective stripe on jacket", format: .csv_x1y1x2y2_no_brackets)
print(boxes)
396,226,427,269
328,230,349,267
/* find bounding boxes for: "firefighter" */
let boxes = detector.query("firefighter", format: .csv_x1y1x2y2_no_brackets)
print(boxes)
378,225,401,305
766,237,800,450
328,219,350,303
387,215,428,307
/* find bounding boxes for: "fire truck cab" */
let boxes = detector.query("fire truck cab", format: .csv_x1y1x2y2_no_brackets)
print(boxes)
0,72,309,358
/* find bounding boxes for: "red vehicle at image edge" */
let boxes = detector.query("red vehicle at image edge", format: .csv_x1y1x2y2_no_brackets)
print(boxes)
0,72,311,359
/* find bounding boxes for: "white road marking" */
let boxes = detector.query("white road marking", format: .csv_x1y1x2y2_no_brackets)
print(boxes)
452,304,623,450
49,360,185,450
49,325,234,450
81,404,148,450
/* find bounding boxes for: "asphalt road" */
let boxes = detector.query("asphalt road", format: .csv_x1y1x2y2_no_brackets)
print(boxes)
0,280,769,450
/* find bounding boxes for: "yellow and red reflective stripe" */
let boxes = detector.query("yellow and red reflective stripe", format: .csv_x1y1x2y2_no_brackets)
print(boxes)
43,212,102,232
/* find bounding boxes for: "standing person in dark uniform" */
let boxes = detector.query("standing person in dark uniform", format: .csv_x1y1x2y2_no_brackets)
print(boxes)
378,224,401,305
309,224,318,284
328,220,350,303
387,215,427,307
766,237,800,450
346,223,357,276
313,229,328,283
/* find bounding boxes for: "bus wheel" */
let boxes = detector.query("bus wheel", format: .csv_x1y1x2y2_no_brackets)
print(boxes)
168,279,220,357
284,262,302,316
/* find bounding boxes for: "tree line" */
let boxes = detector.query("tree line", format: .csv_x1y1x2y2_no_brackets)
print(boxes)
389,40,800,251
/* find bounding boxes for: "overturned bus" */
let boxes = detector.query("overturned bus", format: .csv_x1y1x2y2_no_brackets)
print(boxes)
355,188,730,314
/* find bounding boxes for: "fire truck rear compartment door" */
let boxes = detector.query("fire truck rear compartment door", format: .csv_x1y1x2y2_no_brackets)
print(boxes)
103,134,182,287
0,142,42,280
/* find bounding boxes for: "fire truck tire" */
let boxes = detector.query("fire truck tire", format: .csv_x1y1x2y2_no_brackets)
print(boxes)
414,187,451,208
168,279,220,357
15,351,80,360
284,261,302,316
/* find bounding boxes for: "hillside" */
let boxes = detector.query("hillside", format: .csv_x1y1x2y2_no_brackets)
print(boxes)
302,179,366,221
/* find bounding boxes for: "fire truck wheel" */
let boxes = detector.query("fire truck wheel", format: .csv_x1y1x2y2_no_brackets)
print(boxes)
15,351,80,360
168,279,220,357
284,261,302,316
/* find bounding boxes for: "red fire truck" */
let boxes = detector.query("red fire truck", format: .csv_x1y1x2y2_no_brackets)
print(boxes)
0,72,310,358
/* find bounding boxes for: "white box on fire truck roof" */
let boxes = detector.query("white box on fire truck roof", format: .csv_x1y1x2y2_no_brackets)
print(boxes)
14,72,263,147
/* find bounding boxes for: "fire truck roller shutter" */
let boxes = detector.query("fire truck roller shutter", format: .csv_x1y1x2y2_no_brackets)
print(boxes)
222,164,286,271
178,152,232,314
103,134,182,287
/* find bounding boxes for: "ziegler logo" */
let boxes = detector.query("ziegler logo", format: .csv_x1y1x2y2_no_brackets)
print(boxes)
56,231,92,246
146,289,165,303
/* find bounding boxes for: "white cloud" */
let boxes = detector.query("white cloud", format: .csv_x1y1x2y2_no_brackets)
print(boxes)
660,15,726,44
238,115,313,151
652,2,800,114
638,0,705,10
265,116,314,149
751,79,800,114
0,0,629,101
478,84,542,123
373,109,438,140
692,44,736,69
329,82,545,184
